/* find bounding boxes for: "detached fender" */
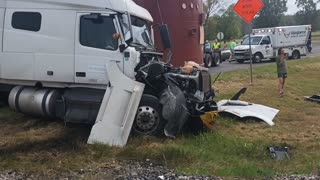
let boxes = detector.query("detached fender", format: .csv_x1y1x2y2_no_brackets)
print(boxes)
217,100,279,126
88,61,145,147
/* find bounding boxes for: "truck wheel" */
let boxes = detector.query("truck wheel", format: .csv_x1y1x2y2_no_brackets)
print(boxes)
237,59,244,63
212,54,220,67
253,53,263,63
292,50,300,59
204,54,212,68
132,94,165,136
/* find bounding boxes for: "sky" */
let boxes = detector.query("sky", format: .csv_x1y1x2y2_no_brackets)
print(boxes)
218,0,320,15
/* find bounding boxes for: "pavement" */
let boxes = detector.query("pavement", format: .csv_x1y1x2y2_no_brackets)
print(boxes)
209,43,320,74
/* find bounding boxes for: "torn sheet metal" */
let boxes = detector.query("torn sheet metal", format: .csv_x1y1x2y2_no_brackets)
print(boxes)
217,100,279,126
268,146,290,160
87,62,145,147
304,95,320,103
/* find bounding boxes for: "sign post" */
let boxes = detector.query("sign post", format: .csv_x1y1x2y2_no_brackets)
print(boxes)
217,32,224,41
233,0,264,84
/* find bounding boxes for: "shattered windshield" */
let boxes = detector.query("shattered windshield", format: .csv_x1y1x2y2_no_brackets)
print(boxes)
131,16,154,50
120,14,154,50
242,36,262,45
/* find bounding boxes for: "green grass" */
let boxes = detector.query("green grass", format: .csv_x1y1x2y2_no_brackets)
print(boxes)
313,31,320,42
0,57,320,177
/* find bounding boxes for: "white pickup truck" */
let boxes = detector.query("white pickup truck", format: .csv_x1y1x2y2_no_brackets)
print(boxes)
234,25,312,63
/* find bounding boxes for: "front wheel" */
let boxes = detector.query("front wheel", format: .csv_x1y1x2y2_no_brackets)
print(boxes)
132,94,165,136
253,53,263,63
212,54,220,67
204,54,212,68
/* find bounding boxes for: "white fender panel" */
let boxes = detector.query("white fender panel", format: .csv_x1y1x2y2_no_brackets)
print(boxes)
217,100,279,126
87,61,145,147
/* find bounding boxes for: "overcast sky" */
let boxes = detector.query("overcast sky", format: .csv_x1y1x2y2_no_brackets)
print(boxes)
224,0,320,15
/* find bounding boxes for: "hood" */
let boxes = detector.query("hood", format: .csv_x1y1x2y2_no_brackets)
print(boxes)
234,45,258,50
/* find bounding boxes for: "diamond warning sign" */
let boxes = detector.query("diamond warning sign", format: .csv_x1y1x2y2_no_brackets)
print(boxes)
233,0,264,23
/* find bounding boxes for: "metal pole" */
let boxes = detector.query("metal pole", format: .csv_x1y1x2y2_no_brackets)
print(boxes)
249,25,253,84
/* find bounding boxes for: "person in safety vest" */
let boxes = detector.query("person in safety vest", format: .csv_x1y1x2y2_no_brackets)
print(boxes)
213,39,221,58
213,39,221,51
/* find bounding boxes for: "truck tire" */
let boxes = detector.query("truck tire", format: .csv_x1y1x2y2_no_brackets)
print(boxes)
204,54,212,68
253,53,263,63
292,50,300,59
132,94,165,136
212,53,220,67
237,59,245,63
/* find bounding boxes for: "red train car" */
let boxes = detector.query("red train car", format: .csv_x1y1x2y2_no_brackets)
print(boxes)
133,0,205,67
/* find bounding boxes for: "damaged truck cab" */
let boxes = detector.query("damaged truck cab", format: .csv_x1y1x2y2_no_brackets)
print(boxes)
0,0,216,146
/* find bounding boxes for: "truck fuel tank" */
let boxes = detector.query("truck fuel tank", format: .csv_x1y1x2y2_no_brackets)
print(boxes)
8,86,61,118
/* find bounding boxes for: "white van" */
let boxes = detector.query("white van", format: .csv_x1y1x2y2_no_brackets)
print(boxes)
234,25,312,63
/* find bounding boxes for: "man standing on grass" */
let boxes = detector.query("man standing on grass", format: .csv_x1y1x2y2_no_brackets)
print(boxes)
276,48,288,97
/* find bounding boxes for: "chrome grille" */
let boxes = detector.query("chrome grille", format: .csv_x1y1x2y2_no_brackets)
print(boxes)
200,71,211,93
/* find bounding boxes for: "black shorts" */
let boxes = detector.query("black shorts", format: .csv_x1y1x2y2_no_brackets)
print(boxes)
278,73,287,78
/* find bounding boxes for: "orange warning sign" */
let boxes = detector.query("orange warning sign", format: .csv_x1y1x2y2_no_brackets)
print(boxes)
233,0,264,23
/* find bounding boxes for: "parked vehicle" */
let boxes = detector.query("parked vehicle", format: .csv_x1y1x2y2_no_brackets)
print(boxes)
221,49,231,62
203,48,221,68
234,25,312,63
0,0,216,145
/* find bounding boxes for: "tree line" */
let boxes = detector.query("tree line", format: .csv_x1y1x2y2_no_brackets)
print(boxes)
204,0,320,41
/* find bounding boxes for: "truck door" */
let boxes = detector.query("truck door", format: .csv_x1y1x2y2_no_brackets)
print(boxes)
75,13,123,84
261,36,272,58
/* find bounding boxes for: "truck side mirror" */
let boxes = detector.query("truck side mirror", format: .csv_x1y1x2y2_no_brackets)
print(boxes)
159,24,172,49
119,44,126,53
261,40,270,45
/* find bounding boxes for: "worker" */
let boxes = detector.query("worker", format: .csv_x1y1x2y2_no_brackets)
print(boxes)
229,37,237,62
222,40,228,49
213,39,221,58
213,39,221,51
204,40,212,53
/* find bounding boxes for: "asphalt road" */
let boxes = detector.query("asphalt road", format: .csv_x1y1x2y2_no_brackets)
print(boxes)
209,42,320,74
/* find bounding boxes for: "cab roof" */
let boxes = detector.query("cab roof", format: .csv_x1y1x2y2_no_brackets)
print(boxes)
0,0,153,22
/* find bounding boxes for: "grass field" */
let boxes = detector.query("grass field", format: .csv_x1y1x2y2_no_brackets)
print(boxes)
313,31,320,42
0,57,319,177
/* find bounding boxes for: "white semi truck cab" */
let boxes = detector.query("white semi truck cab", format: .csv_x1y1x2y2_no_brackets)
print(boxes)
0,0,216,146
234,25,312,63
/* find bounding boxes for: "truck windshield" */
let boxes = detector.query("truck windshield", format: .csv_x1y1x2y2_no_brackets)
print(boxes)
119,14,154,50
131,16,154,50
242,36,262,45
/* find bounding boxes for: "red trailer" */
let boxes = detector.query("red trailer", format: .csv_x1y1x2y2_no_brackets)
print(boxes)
133,0,205,67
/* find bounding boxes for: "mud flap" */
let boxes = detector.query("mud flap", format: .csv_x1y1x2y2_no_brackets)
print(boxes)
87,62,145,147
